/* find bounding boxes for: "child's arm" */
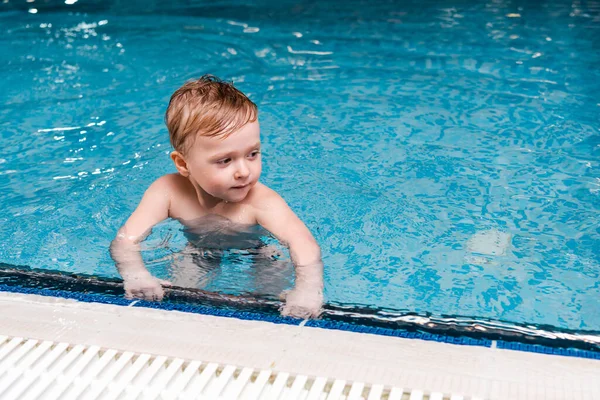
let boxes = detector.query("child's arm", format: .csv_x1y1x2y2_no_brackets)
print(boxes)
254,187,324,318
109,176,173,301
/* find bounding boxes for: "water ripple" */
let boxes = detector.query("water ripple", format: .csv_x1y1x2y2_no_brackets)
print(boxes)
0,0,599,331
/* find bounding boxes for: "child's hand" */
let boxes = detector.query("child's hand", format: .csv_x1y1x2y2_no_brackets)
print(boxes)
280,287,323,319
123,272,171,301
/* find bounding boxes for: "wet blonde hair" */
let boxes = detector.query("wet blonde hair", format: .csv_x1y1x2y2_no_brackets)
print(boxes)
165,75,258,153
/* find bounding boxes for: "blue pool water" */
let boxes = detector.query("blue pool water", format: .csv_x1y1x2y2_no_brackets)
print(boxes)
1,0,599,332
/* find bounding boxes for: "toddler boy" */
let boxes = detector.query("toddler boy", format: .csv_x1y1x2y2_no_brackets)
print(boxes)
110,75,324,318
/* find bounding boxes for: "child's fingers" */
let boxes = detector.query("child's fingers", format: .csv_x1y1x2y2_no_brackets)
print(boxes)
138,289,151,300
280,304,311,319
279,304,294,317
159,279,172,287
280,300,322,319
133,288,158,301
153,284,166,301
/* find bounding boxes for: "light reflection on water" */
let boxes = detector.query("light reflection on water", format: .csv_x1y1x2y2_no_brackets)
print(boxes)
0,0,599,331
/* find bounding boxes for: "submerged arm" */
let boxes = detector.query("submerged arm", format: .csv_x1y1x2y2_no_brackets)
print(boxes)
254,187,324,318
110,177,172,300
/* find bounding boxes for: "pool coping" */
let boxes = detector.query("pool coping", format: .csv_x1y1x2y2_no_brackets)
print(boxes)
1,290,599,399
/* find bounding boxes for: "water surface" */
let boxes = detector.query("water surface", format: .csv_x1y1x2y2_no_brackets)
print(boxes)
1,0,599,331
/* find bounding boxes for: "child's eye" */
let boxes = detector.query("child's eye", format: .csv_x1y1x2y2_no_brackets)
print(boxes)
248,151,260,159
217,158,231,165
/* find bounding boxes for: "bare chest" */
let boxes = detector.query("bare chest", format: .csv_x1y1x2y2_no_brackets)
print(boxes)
168,191,257,226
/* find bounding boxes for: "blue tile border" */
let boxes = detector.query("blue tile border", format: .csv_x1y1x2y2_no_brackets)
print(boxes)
304,319,492,347
496,340,600,360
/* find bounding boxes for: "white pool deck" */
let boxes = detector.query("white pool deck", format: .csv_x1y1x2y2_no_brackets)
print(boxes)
1,291,599,399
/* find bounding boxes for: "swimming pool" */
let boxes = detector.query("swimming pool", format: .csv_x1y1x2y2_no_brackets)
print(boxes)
1,0,599,341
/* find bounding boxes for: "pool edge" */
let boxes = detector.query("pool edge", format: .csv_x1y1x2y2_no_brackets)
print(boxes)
2,290,599,399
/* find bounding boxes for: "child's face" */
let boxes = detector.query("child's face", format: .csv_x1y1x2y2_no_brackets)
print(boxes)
183,120,262,203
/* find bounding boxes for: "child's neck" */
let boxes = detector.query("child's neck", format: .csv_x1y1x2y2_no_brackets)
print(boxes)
194,184,226,211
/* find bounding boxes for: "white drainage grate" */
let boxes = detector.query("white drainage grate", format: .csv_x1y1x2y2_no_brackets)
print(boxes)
0,335,484,400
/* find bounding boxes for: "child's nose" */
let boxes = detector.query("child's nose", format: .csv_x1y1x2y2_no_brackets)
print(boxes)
234,160,250,179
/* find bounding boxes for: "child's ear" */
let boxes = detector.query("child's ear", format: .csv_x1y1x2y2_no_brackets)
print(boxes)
170,151,190,177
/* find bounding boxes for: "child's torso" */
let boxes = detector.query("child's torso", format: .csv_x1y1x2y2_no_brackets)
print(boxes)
164,174,267,250
180,214,267,250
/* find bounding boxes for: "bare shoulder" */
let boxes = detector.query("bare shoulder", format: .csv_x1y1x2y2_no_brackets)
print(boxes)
141,173,195,214
120,174,187,236
246,182,288,212
148,173,192,195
